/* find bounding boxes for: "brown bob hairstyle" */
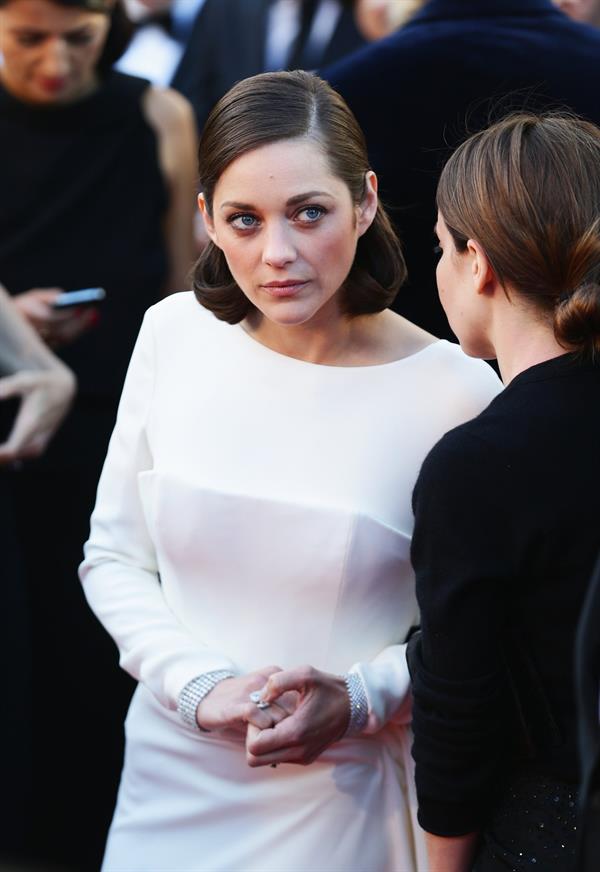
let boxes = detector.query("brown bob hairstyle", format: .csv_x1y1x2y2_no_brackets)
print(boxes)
193,70,406,323
437,112,600,357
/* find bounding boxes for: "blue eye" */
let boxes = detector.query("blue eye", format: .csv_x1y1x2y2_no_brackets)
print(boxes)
229,214,258,230
298,206,325,223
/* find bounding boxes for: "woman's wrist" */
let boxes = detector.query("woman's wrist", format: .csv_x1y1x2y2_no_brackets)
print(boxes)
177,670,235,731
343,672,369,736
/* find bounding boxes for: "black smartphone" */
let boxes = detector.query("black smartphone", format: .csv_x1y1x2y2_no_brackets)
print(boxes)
52,287,106,309
0,397,19,444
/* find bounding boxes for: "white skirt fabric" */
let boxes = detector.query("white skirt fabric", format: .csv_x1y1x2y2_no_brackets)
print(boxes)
103,685,422,872
80,295,501,872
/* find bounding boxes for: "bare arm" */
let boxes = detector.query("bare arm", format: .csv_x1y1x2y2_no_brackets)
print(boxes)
143,86,198,294
425,831,480,872
0,284,76,462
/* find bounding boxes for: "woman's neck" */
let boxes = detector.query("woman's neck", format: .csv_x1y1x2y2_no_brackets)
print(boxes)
242,309,364,366
492,308,568,385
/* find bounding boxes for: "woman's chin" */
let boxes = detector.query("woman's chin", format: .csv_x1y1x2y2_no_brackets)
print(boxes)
256,300,323,329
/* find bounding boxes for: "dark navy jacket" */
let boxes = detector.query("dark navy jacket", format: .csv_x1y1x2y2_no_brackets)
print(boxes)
324,0,600,339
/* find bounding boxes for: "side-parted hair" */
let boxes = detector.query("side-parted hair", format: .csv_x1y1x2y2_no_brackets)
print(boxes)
437,112,600,357
0,0,133,73
193,70,407,323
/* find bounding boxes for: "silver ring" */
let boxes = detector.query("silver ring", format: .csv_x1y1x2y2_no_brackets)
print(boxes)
249,690,270,710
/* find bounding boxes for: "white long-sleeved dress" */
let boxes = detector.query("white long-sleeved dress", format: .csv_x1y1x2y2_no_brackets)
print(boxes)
80,291,501,872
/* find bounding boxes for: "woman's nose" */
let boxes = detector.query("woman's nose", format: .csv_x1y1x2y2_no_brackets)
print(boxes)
262,223,297,268
40,38,71,78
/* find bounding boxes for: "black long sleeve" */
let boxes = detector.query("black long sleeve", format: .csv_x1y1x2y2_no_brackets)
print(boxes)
410,353,600,836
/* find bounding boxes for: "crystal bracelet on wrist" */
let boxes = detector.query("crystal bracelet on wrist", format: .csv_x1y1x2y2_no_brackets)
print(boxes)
177,670,235,731
343,671,369,736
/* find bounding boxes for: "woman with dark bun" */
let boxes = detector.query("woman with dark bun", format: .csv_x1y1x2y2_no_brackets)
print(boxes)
80,70,500,871
409,113,600,872
0,0,196,867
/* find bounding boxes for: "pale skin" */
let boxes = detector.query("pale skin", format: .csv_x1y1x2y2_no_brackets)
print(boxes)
0,284,76,462
435,214,567,386
553,0,600,27
195,136,435,764
425,213,568,871
354,0,425,40
0,0,197,348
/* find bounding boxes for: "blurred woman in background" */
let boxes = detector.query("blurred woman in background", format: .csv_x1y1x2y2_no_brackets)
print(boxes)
0,0,196,867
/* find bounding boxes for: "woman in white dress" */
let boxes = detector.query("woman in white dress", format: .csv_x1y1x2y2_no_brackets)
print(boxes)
80,70,501,872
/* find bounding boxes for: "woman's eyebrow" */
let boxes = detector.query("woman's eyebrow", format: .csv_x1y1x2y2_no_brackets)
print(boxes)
220,201,254,211
220,191,334,211
286,191,333,205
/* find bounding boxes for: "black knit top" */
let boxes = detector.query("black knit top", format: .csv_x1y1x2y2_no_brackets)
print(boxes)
410,352,600,836
0,71,168,399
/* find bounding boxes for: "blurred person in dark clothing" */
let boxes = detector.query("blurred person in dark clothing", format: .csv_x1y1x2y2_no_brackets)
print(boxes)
324,0,600,339
117,0,207,84
0,0,196,868
172,0,366,130
0,286,75,863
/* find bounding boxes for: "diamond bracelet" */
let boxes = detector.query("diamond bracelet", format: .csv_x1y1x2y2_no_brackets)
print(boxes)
177,670,235,731
343,671,369,736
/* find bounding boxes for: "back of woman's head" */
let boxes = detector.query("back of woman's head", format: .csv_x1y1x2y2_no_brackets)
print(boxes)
437,113,600,357
194,70,405,323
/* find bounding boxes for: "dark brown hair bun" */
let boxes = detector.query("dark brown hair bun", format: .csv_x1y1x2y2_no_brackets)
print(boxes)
555,283,600,358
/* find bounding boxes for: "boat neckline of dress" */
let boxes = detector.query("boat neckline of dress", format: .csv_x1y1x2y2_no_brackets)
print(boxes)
233,324,447,371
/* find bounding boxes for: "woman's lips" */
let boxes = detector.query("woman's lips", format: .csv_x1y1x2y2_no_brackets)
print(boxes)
38,78,68,94
261,280,308,298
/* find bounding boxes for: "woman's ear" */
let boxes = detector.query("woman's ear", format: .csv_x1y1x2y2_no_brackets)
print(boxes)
356,171,379,237
467,238,497,297
198,194,219,247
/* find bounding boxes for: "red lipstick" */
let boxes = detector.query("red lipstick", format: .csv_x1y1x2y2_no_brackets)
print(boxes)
38,77,68,94
261,280,308,298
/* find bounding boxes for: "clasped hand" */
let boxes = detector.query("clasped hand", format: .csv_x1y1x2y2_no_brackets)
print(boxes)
246,666,350,768
196,666,351,767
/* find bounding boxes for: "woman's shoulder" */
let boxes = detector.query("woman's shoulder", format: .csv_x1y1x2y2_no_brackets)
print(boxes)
147,293,235,351
427,339,500,387
149,291,221,328
141,85,196,139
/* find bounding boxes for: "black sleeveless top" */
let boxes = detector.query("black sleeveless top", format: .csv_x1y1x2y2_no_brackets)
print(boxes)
0,71,168,399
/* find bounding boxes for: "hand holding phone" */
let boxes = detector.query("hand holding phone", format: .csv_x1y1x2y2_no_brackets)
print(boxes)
14,287,104,348
52,287,106,309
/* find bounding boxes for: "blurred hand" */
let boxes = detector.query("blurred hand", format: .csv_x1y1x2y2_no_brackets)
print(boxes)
245,666,350,767
0,364,76,463
14,288,99,348
196,666,298,735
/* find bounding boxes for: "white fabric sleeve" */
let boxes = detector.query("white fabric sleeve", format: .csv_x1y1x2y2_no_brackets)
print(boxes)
79,309,237,711
348,643,412,734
